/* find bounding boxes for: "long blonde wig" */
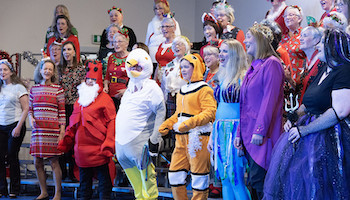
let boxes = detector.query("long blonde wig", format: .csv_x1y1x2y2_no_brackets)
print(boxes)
217,39,248,89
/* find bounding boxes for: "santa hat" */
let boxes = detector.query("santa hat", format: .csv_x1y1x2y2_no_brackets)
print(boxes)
85,60,103,89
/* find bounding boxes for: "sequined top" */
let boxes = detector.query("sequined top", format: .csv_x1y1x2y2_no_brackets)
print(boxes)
214,83,240,103
59,64,86,105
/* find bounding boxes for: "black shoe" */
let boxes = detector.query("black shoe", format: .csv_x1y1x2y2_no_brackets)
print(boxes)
34,195,49,200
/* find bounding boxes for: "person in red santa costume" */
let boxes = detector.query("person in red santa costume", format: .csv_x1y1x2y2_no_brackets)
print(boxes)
58,60,116,200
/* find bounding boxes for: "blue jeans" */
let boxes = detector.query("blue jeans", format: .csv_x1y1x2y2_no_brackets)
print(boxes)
79,163,112,200
0,122,26,195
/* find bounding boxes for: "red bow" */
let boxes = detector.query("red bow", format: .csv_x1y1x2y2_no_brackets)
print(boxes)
118,28,129,39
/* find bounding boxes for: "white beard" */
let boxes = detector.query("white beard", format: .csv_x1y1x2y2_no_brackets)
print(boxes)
77,82,100,107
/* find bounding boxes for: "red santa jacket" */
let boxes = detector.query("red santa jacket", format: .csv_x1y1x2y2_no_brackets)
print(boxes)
58,92,116,168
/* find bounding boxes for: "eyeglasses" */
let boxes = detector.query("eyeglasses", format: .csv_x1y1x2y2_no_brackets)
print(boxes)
113,40,125,44
283,13,300,18
51,47,61,52
161,25,174,29
335,3,345,7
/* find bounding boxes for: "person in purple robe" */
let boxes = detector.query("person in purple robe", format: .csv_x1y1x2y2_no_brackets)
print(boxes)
234,23,284,200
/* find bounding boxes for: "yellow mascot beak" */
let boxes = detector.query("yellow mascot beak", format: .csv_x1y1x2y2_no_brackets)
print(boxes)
126,59,142,78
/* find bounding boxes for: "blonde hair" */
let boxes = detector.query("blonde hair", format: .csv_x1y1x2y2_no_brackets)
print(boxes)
154,0,170,14
217,39,248,89
249,26,279,60
203,45,219,57
51,5,70,27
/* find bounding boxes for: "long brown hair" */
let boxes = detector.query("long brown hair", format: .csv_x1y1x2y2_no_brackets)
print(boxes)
0,60,26,92
54,15,74,38
58,41,78,76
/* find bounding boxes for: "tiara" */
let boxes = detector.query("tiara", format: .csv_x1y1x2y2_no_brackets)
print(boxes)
251,22,274,42
108,6,122,14
260,19,281,34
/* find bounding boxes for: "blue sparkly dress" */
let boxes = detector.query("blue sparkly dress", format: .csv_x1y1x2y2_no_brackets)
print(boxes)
212,84,251,200
263,65,350,200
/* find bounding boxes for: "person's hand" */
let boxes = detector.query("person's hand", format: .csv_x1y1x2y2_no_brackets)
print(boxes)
250,134,263,145
284,68,292,81
284,120,292,132
58,130,65,142
103,86,109,94
207,135,214,154
12,126,21,137
234,137,242,149
115,89,126,99
237,149,245,157
29,117,36,129
288,127,301,143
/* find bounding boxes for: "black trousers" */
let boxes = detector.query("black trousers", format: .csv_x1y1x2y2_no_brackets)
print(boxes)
0,122,26,195
245,150,267,200
79,163,112,200
60,104,76,180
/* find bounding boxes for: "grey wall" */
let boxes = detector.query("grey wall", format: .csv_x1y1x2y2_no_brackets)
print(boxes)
0,0,324,80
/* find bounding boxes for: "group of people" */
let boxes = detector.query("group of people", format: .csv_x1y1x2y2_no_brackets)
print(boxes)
0,0,350,200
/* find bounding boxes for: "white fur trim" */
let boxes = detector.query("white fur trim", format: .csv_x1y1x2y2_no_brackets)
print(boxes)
266,2,287,21
188,123,212,158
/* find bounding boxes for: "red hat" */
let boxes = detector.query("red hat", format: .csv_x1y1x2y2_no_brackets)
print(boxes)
85,60,103,88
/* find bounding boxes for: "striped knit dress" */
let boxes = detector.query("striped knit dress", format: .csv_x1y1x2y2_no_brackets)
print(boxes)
29,84,66,157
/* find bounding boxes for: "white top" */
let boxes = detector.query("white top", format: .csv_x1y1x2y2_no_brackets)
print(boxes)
145,16,181,62
0,83,28,125
115,79,165,145
161,57,186,97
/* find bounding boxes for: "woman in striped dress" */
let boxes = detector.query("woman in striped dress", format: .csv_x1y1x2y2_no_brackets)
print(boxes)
29,59,65,200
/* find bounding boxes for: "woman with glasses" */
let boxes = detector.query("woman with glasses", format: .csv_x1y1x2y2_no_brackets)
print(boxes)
146,0,181,64
279,5,305,85
103,29,129,111
214,2,245,49
154,17,178,85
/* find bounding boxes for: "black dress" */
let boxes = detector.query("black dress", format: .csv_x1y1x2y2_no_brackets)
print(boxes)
264,65,350,200
99,25,137,52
